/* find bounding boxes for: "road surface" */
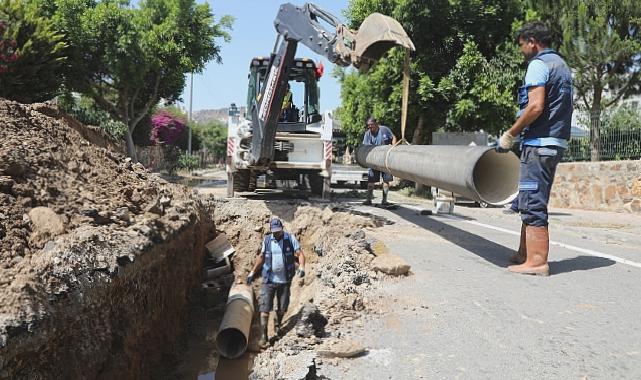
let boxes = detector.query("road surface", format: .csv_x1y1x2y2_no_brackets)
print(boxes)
185,169,641,379
319,199,641,379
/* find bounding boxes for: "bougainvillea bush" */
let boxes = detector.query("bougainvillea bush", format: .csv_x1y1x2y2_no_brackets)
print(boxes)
150,109,187,146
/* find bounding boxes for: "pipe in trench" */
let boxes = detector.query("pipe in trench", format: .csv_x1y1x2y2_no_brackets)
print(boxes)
355,145,520,206
216,284,254,359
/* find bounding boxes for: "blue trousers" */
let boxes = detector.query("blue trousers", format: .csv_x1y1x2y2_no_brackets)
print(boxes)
368,169,393,183
518,145,564,227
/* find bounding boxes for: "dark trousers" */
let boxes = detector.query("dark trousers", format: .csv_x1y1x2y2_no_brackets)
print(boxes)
518,145,564,227
259,282,291,313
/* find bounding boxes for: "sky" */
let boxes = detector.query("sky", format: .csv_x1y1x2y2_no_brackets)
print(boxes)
179,0,350,113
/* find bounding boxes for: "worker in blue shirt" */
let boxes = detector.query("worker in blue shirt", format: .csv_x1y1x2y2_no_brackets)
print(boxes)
362,116,397,205
246,218,306,347
498,21,573,276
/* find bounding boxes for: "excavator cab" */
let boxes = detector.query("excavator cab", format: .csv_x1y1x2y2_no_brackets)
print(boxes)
246,56,321,133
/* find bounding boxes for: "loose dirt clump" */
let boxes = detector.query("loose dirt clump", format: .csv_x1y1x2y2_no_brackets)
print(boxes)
0,99,212,378
207,198,400,379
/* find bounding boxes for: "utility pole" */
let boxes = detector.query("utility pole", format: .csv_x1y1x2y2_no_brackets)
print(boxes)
188,72,193,155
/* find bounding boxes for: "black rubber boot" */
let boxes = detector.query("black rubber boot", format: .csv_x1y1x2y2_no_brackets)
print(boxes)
275,311,284,336
259,314,269,348
381,183,390,205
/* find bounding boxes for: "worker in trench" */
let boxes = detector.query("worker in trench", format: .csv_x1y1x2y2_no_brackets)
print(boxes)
497,21,573,276
362,116,397,206
246,218,306,347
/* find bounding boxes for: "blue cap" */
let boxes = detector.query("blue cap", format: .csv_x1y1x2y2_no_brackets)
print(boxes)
270,218,283,232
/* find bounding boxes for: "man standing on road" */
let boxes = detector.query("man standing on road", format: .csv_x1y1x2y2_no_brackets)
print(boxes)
498,21,573,276
362,116,397,206
246,218,306,347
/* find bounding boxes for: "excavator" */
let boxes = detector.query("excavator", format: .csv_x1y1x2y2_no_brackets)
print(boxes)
226,2,414,198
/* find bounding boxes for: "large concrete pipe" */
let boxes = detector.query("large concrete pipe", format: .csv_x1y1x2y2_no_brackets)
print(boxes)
356,145,520,205
216,284,254,359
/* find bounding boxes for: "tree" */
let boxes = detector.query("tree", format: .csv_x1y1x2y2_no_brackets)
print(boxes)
339,0,524,145
57,92,127,140
0,0,66,103
53,0,233,161
191,119,228,160
536,0,641,161
437,39,523,133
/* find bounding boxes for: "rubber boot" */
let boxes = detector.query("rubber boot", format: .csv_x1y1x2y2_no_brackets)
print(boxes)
274,311,284,337
381,184,389,205
508,225,550,276
363,188,373,205
509,223,527,264
259,314,269,348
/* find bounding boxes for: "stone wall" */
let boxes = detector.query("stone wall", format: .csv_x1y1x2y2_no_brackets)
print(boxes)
550,160,641,213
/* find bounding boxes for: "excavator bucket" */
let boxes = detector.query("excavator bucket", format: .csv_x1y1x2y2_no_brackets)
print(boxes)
353,13,415,71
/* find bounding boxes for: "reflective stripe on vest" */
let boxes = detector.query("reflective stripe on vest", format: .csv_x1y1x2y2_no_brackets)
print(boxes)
261,233,296,283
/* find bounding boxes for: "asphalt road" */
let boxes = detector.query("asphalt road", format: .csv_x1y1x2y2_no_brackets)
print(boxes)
320,200,641,380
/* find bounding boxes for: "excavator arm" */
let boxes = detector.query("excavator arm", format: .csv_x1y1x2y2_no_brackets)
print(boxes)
249,2,415,167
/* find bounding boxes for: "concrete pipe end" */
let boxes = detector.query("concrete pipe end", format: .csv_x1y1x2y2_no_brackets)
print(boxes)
473,149,520,206
216,327,248,359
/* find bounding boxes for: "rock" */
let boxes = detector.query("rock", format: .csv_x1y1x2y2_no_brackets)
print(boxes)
81,208,112,225
295,303,328,338
0,176,15,193
321,207,333,223
145,200,163,215
317,339,367,358
135,225,152,236
5,160,28,177
114,207,131,223
159,196,171,208
371,254,410,276
28,207,65,239
313,244,324,256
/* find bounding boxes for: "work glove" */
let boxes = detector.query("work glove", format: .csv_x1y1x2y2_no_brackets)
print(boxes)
298,269,305,278
246,272,255,285
498,131,515,151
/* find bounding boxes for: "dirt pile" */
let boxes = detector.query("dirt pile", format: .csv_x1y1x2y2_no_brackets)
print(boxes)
0,99,212,378
209,199,402,379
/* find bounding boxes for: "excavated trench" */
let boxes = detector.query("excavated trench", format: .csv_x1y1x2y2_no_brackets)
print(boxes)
0,98,398,380
169,198,391,380
0,202,216,380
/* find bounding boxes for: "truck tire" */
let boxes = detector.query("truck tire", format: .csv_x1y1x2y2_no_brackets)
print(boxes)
307,173,324,196
233,170,250,192
248,170,257,192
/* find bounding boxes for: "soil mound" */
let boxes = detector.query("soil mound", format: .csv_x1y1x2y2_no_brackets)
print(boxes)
0,99,195,347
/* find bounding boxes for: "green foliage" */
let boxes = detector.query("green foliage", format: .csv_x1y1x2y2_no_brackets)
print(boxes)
177,152,199,171
556,0,641,109
51,0,233,160
339,0,525,146
534,0,641,160
162,145,181,176
565,105,641,161
0,0,66,102
439,39,523,133
191,119,228,159
57,92,127,139
602,104,641,131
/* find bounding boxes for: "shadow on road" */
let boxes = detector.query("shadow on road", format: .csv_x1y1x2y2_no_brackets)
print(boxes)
388,206,513,268
386,206,616,274
551,255,615,274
